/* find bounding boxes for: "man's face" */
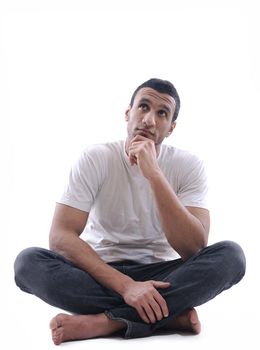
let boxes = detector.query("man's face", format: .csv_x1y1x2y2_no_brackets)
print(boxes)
125,87,176,146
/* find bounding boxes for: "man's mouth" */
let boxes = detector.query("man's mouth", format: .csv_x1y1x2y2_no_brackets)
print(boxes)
135,128,155,137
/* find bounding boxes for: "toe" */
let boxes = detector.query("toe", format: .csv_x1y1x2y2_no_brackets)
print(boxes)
190,309,199,324
52,328,63,346
50,313,66,330
189,309,201,334
50,318,58,330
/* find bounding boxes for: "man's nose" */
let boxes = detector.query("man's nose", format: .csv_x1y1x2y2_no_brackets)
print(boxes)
143,111,156,126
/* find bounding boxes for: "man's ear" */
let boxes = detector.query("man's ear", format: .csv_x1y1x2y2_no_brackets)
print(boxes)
125,105,131,122
167,122,176,137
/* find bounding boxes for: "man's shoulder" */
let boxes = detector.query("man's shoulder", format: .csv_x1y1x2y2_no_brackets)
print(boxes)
73,141,124,176
161,144,202,163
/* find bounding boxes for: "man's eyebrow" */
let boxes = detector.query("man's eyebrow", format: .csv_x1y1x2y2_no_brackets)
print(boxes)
138,98,172,114
159,104,171,114
138,98,151,105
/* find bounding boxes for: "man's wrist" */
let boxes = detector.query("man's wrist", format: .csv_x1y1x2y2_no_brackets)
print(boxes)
146,167,164,183
114,274,134,296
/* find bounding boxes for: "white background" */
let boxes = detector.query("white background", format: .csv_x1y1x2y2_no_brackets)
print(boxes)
1,0,259,349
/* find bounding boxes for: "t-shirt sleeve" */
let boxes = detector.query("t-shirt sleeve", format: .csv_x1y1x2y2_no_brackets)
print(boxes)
57,146,105,212
177,154,208,209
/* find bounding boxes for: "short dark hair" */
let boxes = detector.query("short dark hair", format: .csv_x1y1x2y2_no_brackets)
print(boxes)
130,78,181,122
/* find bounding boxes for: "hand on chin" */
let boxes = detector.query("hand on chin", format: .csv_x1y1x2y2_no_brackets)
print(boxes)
134,129,155,140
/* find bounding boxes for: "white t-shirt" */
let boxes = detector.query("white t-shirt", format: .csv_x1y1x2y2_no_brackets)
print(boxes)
58,140,208,263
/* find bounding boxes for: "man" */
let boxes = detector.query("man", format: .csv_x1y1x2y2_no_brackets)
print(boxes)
14,78,246,345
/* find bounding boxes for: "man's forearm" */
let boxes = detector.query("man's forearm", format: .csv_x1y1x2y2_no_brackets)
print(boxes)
49,231,133,295
147,169,207,260
49,230,171,324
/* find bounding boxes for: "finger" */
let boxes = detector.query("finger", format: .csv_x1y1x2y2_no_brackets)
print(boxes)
153,292,169,318
136,305,150,324
147,298,164,321
152,280,171,289
131,135,147,143
129,141,142,150
128,152,137,165
142,303,157,324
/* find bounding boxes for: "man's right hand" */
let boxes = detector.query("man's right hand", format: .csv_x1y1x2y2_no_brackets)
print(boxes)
122,280,170,324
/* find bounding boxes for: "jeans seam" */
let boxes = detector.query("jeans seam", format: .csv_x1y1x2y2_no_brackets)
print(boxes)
104,310,133,338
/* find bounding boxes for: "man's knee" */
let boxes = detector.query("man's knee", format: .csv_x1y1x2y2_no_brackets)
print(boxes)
14,247,47,291
216,240,246,283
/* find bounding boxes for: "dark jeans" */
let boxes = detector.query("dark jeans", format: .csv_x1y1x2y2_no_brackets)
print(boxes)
14,241,246,338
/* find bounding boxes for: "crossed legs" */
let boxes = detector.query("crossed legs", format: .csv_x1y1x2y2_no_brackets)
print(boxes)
14,241,245,345
49,308,201,345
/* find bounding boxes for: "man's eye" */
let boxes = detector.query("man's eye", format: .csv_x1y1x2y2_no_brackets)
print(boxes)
139,103,149,111
158,110,167,118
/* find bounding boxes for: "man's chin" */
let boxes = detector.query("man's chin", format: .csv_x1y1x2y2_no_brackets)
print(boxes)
135,130,155,139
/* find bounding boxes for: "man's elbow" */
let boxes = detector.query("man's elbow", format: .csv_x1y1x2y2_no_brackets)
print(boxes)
49,231,59,252
49,229,65,253
181,238,208,261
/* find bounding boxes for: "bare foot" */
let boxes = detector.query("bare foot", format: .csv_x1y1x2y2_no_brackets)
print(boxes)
164,308,201,334
49,313,125,345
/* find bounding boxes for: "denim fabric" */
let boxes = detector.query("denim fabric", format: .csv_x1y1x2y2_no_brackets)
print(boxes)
14,241,246,338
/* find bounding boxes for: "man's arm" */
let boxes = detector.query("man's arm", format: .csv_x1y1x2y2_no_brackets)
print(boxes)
128,136,210,261
49,203,170,323
49,203,131,291
147,173,210,260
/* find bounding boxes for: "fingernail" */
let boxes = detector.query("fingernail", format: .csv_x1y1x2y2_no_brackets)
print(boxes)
164,314,169,318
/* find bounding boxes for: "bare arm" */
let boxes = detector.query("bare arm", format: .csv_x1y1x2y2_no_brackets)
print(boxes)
49,203,170,323
128,136,210,260
49,203,133,294
148,172,210,260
